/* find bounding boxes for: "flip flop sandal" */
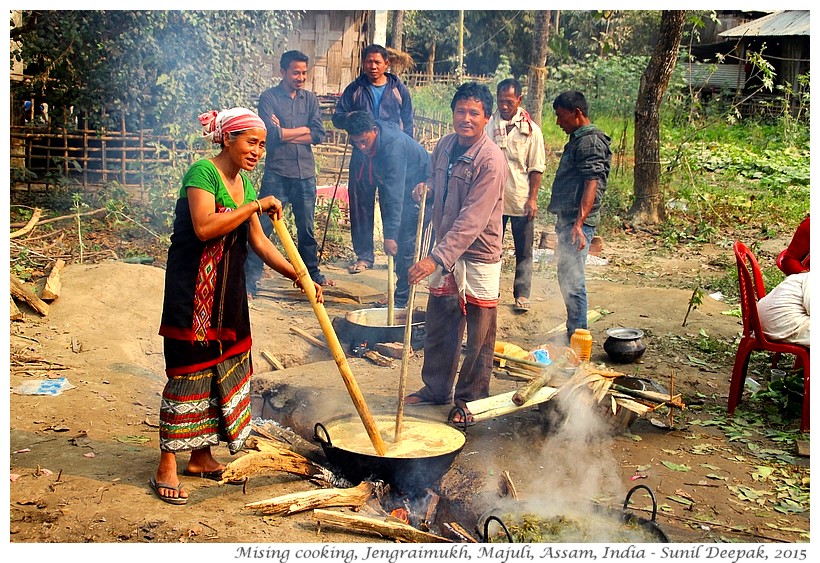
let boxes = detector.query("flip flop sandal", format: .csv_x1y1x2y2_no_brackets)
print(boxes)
150,477,188,505
348,261,371,274
182,468,245,485
314,275,336,287
448,406,476,428
514,298,531,312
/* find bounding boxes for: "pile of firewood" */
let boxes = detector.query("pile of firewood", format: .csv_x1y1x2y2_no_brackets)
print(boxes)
10,259,64,321
9,206,107,321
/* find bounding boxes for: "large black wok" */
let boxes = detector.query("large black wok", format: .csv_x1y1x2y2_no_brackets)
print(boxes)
479,484,669,543
314,413,465,493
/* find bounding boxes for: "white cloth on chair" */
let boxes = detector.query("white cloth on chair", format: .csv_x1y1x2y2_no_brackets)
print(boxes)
757,271,810,346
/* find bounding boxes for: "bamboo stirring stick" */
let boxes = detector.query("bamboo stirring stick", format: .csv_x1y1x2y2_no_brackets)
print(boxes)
272,217,387,456
395,186,428,441
387,255,395,326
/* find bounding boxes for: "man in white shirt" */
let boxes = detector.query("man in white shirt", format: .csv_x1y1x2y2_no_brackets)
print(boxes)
758,271,810,346
486,78,546,312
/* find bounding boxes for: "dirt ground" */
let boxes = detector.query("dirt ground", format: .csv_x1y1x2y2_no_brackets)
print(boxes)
6,226,811,552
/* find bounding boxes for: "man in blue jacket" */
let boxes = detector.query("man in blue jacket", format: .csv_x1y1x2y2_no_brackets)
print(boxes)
342,111,430,308
332,44,415,274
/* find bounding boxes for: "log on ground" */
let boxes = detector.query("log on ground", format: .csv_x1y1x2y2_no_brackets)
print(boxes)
10,275,49,316
221,446,327,483
245,481,376,516
313,508,451,543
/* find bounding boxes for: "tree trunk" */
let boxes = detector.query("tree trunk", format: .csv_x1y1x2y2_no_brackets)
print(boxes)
629,10,686,225
526,11,551,127
389,11,404,52
426,40,436,80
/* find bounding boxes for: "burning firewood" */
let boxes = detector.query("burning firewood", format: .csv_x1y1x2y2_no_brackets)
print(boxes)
362,349,393,367
313,508,451,543
444,522,478,543
422,489,440,530
245,481,376,516
498,471,519,500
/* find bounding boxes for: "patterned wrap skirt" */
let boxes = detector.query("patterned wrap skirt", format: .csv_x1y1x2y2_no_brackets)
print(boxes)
159,348,252,454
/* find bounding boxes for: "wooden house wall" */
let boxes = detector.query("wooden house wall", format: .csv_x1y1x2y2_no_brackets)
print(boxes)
266,11,368,96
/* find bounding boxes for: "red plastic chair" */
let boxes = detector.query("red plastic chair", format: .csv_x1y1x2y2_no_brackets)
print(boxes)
729,241,810,432
776,248,788,273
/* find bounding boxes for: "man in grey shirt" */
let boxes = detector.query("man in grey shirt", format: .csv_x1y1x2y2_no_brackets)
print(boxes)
246,50,332,296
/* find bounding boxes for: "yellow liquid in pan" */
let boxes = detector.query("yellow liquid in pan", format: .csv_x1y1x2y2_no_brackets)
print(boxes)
325,415,465,458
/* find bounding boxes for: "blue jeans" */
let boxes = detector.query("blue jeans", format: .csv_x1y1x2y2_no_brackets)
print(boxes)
502,215,534,300
245,172,322,294
555,217,596,341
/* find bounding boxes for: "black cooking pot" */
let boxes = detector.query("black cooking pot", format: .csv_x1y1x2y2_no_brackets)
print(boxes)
603,327,647,363
314,414,465,493
332,308,426,352
479,484,669,543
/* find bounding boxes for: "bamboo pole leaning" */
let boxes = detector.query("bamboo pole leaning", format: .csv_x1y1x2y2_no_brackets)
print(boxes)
395,186,428,441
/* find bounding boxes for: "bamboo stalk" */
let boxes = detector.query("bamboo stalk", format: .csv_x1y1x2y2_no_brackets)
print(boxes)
610,384,685,409
273,217,387,456
493,352,546,370
395,187,427,441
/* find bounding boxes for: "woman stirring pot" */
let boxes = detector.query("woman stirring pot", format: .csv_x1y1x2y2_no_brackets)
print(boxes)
152,108,322,504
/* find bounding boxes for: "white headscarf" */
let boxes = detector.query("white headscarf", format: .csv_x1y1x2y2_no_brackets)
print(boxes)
198,107,266,144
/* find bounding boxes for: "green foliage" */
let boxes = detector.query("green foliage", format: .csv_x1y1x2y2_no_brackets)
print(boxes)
411,83,457,119
550,11,662,63
752,370,806,417
11,10,300,133
545,55,649,119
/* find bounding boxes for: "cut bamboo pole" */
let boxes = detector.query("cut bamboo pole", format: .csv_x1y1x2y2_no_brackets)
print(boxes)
273,217,387,456
395,187,427,441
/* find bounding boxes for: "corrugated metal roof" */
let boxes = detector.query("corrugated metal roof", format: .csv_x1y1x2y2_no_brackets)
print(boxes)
720,10,809,37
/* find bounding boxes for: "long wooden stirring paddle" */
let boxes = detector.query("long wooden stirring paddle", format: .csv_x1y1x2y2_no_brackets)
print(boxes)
273,217,387,456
